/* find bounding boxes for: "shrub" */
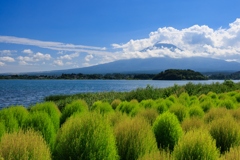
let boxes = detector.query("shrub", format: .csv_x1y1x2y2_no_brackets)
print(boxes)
209,116,240,153
136,108,159,126
188,105,204,118
138,150,172,160
91,101,114,114
111,99,122,110
221,146,240,160
30,102,61,132
54,112,118,160
204,108,230,123
154,99,168,114
189,96,199,106
23,112,56,150
0,108,19,133
173,129,219,160
60,99,88,125
207,92,218,100
235,93,240,103
153,112,183,151
106,111,129,127
140,99,156,109
116,101,140,115
231,107,240,122
181,117,204,132
114,117,158,160
218,99,236,109
169,104,188,122
0,122,5,140
6,106,29,127
200,99,214,112
178,92,190,106
0,130,51,160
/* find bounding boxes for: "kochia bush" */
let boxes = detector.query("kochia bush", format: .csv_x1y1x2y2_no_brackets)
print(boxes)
173,129,219,160
54,112,118,160
0,130,51,160
23,111,56,150
30,102,61,132
209,116,240,153
60,99,88,125
114,117,158,160
153,112,183,151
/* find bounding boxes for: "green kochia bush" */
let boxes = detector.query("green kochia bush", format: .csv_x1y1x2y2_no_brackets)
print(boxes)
188,105,204,118
0,122,5,140
114,117,158,160
116,101,140,116
169,104,188,122
91,101,114,114
0,108,19,133
0,130,51,160
54,112,118,160
60,99,88,125
173,129,219,160
153,112,183,151
23,112,56,150
30,102,61,132
209,116,240,153
6,106,29,127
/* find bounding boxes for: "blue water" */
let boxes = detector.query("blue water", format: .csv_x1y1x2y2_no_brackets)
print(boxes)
0,79,239,109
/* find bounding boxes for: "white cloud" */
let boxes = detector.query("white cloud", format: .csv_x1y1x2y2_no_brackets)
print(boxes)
0,50,16,56
85,54,93,61
59,52,79,60
0,62,5,66
19,61,29,65
0,56,15,62
53,60,64,66
112,18,240,61
17,52,51,62
0,36,108,54
22,49,33,54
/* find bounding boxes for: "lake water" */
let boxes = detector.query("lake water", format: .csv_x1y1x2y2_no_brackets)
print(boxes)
0,79,239,109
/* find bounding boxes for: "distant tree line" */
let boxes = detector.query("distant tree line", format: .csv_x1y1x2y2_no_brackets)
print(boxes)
1,70,240,80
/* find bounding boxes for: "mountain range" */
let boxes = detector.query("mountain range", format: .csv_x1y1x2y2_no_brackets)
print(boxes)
39,56,240,75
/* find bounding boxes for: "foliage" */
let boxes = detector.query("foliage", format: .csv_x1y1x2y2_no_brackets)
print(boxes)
173,129,219,160
0,129,51,160
23,111,56,150
0,108,19,133
60,99,88,125
0,122,5,140
30,102,61,132
116,100,140,116
169,104,188,122
153,69,207,80
209,116,240,153
153,112,183,151
188,105,204,118
181,117,204,132
91,101,114,114
114,117,158,160
111,99,122,110
136,108,159,126
54,112,118,160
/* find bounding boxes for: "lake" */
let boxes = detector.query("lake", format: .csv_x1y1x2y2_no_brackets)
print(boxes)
1,79,239,109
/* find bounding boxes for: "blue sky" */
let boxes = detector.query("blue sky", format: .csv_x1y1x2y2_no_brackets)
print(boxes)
0,0,240,73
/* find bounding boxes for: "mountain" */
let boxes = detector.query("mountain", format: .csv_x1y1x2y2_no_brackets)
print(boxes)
41,57,240,75
141,42,182,52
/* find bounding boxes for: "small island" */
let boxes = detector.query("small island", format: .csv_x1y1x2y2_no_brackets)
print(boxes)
153,69,208,80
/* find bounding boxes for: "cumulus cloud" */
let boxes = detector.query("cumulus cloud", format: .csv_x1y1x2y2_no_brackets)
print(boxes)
53,60,64,66
0,62,5,66
112,18,240,62
59,52,79,60
0,56,15,62
85,54,94,61
22,49,33,54
0,50,16,56
17,52,51,62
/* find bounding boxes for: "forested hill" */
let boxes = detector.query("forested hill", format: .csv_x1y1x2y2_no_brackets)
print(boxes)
153,69,207,80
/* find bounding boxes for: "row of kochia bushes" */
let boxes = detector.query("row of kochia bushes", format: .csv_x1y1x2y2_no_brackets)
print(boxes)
1,90,240,159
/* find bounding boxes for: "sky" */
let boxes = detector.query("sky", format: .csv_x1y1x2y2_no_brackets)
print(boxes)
0,0,240,73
